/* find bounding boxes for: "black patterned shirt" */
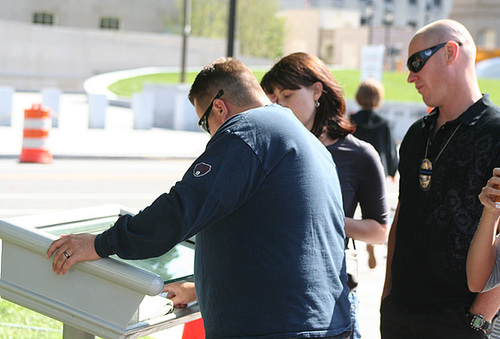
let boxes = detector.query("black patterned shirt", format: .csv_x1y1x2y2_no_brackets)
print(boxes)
391,94,500,306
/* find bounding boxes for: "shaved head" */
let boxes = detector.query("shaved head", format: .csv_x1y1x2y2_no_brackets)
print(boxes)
412,19,476,65
407,19,482,121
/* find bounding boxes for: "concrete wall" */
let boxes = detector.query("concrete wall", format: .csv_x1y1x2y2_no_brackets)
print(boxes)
0,0,177,33
0,19,270,92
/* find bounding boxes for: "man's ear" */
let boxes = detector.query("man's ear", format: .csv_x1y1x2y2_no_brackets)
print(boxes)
312,82,324,102
445,41,460,64
213,98,230,122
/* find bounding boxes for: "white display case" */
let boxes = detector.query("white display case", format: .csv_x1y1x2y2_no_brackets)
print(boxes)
0,204,200,339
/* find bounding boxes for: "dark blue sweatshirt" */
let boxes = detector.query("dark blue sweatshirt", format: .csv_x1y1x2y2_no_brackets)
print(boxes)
95,104,351,338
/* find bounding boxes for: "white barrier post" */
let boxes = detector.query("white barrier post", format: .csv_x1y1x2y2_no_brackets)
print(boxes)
42,88,62,128
88,94,108,129
173,84,198,131
132,92,155,129
143,83,175,129
0,86,14,127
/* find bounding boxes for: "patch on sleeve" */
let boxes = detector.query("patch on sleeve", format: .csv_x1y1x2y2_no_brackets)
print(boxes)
193,162,212,177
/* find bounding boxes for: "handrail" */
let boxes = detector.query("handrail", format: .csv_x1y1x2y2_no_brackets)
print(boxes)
0,205,164,296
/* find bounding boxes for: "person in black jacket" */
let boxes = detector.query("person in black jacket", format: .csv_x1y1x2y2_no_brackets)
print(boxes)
350,79,398,270
350,79,398,179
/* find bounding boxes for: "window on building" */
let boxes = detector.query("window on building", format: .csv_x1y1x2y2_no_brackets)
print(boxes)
408,0,417,5
407,21,418,29
321,45,335,64
100,17,120,30
433,0,441,7
477,29,497,49
33,12,54,25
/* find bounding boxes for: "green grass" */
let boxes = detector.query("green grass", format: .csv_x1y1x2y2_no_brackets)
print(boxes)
107,68,500,105
0,298,62,338
0,297,156,338
108,72,199,98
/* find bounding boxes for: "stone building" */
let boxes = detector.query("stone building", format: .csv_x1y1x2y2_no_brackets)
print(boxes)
1,0,499,91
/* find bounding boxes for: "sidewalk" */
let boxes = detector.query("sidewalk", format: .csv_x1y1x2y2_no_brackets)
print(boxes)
0,91,210,159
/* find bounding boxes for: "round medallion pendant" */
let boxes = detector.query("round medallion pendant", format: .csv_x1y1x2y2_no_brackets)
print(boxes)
419,158,432,191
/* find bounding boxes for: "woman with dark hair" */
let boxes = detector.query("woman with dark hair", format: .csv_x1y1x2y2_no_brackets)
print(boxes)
261,52,390,339
261,52,353,143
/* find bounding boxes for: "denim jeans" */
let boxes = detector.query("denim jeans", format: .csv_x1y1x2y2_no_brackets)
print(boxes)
348,289,361,339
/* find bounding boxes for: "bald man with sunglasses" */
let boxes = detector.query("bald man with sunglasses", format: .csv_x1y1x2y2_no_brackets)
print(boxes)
380,19,500,338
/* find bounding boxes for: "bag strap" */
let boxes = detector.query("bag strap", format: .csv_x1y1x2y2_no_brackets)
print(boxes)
345,237,356,250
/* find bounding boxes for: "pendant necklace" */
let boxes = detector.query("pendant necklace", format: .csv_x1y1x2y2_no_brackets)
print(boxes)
419,122,463,191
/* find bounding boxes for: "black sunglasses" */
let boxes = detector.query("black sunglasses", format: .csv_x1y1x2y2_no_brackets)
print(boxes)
406,41,462,73
198,89,224,134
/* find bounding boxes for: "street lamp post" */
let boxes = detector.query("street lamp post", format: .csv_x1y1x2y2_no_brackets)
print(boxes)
384,6,394,70
366,0,374,45
180,0,192,83
227,0,236,57
424,1,432,25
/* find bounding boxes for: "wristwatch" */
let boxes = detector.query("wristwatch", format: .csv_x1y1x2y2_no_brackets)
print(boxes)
466,312,492,333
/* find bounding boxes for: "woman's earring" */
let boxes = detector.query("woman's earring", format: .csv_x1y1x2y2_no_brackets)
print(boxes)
315,100,320,108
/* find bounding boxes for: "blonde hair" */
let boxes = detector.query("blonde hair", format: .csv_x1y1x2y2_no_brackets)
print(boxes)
355,79,385,109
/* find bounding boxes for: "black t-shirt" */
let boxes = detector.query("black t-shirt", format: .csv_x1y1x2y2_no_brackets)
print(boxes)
392,94,500,306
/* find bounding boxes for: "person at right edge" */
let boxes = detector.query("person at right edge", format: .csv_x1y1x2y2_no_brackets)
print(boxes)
380,19,500,338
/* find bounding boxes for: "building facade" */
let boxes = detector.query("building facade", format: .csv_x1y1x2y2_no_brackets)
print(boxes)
280,6,417,70
0,0,177,33
279,0,453,30
0,0,269,92
1,0,499,92
450,0,500,49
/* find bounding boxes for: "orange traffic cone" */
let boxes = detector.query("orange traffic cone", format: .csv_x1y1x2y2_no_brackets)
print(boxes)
182,318,205,339
19,104,53,164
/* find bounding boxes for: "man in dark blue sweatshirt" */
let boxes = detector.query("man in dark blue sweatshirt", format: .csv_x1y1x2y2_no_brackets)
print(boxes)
47,58,351,338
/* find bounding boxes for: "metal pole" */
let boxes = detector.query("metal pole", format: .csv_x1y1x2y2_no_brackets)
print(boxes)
383,7,394,71
63,324,95,339
384,24,390,70
180,0,192,83
366,0,374,45
227,0,236,57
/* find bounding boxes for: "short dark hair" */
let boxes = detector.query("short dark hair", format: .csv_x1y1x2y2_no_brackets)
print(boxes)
189,57,263,110
355,79,385,109
261,52,354,140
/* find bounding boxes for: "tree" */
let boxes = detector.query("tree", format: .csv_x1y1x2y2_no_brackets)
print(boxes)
237,0,284,59
165,0,284,59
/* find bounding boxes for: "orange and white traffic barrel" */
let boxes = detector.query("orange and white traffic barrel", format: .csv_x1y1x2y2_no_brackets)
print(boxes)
19,104,53,164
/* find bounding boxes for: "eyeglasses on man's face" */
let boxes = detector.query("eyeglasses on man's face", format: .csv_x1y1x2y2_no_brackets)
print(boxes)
198,89,224,134
406,41,462,73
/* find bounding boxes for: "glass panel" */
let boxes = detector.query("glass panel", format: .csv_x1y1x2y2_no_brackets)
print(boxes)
40,216,194,283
